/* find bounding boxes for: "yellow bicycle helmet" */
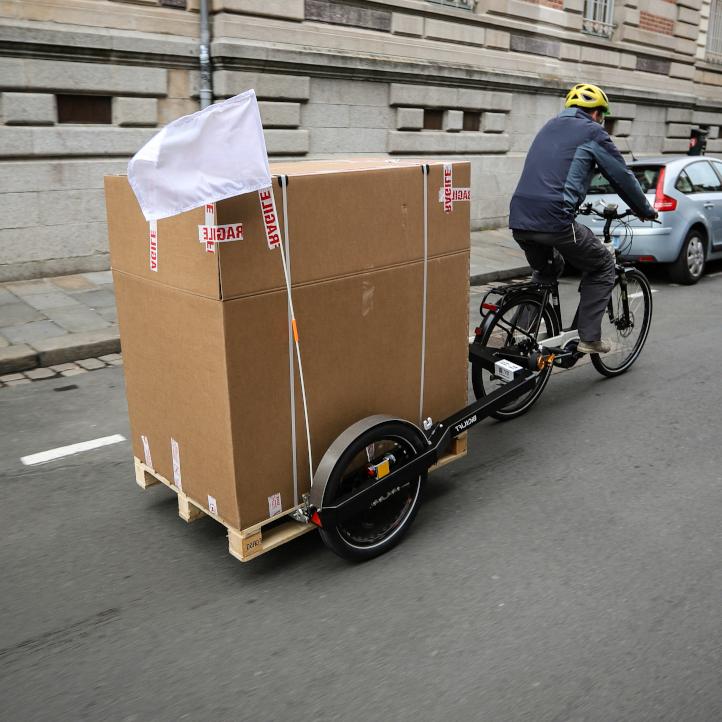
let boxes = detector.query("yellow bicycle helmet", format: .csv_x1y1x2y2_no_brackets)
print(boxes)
564,83,610,114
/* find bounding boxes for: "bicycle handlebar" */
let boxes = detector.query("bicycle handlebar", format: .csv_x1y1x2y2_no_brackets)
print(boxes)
577,201,660,224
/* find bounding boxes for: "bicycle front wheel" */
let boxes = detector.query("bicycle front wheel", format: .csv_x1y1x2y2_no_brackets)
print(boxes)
471,294,559,420
592,268,652,377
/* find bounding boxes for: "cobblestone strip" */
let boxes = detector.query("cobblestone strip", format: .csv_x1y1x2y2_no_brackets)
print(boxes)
0,354,123,389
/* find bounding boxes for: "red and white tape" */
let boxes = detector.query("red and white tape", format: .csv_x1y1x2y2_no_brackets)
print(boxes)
440,163,471,213
258,187,281,250
202,203,216,253
149,220,158,272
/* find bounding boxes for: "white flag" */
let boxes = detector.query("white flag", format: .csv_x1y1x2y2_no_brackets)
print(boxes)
128,89,271,221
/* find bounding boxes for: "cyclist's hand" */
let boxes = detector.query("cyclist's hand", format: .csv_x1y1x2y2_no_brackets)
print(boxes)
641,210,659,221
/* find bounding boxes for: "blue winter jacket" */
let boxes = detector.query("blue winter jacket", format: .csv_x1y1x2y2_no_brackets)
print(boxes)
509,107,654,232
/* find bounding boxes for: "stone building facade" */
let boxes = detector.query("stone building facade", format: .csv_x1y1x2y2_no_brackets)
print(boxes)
1,0,721,280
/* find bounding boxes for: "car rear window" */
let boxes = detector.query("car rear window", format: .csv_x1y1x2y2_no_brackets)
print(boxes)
588,166,661,194
683,161,722,192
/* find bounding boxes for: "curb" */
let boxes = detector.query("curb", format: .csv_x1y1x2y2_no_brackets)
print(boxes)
0,331,121,374
0,344,37,374
470,265,531,286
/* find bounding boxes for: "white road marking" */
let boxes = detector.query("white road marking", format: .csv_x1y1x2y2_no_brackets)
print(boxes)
21,434,126,466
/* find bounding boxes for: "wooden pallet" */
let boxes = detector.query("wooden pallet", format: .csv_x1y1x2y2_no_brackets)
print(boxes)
430,431,467,471
133,431,467,563
134,458,315,562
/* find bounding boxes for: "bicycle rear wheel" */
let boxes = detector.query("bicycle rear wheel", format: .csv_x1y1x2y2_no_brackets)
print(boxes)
591,268,652,377
471,294,559,420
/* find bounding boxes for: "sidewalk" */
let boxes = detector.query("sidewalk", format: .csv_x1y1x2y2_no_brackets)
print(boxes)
470,228,529,284
0,229,529,378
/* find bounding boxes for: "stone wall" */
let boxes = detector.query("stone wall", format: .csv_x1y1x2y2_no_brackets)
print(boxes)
0,0,721,279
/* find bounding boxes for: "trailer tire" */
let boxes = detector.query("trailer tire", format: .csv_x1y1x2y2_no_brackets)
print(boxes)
318,420,427,561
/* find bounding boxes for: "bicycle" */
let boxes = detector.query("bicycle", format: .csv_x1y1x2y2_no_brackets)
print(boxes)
470,203,654,420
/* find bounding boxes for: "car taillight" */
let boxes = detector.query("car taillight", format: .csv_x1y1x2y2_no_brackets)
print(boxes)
654,167,677,212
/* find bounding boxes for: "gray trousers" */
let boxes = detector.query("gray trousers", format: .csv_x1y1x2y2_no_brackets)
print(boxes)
512,222,615,343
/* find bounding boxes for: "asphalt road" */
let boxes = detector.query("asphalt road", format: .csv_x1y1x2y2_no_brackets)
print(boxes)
2,267,721,721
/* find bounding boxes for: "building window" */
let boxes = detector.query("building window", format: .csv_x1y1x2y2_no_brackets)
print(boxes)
463,111,480,131
57,95,112,124
582,0,614,38
426,0,476,10
707,0,722,63
423,109,444,130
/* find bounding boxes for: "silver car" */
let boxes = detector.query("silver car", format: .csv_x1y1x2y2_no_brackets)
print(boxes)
577,155,722,284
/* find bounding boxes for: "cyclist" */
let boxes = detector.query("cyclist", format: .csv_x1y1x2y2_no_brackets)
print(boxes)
508,83,657,354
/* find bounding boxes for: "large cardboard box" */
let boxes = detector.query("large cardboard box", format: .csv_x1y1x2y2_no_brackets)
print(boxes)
105,159,470,531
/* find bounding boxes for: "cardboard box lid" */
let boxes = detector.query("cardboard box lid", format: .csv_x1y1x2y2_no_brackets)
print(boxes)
105,159,470,301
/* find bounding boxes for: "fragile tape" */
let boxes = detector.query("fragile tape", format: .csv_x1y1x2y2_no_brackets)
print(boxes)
197,223,244,244
438,187,471,203
440,163,471,213
442,164,453,214
204,203,216,253
258,187,282,250
149,220,158,272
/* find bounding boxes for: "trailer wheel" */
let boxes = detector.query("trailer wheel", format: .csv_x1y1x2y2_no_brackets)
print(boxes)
317,420,427,561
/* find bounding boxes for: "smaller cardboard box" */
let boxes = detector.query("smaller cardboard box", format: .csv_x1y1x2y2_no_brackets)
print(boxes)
106,159,470,531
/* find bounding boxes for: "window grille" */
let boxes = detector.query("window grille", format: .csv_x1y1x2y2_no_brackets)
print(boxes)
426,0,476,10
582,0,614,38
707,0,722,64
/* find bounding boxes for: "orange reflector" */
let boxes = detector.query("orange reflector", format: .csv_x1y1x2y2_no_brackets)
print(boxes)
310,511,322,527
376,458,390,479
537,353,555,370
291,318,299,342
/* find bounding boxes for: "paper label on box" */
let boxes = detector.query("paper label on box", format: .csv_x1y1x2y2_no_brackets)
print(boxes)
207,495,218,515
171,437,182,490
268,492,282,518
149,220,158,271
203,203,216,253
141,434,153,468
258,187,281,250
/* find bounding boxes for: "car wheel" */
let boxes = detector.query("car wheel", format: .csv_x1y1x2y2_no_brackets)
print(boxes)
669,229,706,285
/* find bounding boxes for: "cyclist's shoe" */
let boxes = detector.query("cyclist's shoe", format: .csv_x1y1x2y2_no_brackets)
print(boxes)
577,338,611,354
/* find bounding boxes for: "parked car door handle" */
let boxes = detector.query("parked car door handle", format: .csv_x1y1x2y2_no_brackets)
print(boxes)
704,202,715,208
